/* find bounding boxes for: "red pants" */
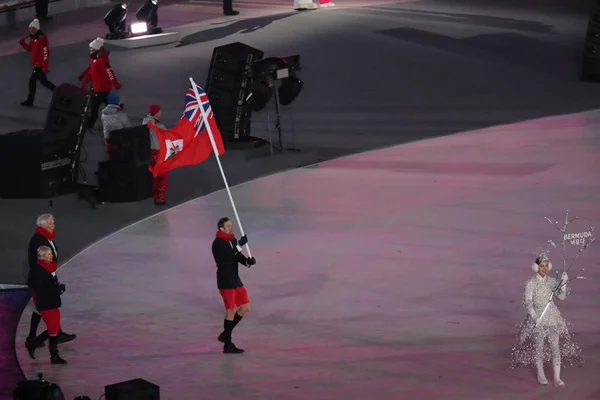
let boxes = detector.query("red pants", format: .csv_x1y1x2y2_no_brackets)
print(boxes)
219,286,249,310
150,149,168,204
31,291,61,335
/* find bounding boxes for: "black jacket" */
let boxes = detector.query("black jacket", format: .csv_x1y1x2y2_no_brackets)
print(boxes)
28,263,62,311
27,232,58,287
212,237,249,289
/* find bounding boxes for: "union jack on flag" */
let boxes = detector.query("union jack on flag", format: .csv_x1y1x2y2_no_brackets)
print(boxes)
183,83,213,137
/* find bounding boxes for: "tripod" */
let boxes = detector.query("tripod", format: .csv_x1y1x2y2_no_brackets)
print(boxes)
265,83,300,155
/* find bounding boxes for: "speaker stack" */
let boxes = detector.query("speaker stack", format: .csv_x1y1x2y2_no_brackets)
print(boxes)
206,42,264,143
97,125,153,203
0,84,90,199
105,378,160,400
582,4,600,82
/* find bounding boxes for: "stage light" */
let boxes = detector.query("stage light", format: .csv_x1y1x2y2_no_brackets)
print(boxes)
250,57,288,111
135,0,162,34
276,54,303,106
104,3,130,40
278,76,303,105
131,22,147,34
251,55,303,109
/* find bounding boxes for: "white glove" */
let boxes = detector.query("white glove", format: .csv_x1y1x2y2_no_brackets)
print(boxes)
559,272,569,289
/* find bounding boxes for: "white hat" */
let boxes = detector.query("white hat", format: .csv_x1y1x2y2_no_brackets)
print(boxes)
89,37,105,51
532,254,552,272
29,18,40,30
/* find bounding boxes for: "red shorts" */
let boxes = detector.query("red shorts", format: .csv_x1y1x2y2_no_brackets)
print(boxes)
31,290,61,335
39,309,61,335
219,286,249,310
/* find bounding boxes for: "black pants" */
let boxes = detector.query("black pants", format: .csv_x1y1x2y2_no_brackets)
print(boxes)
223,0,234,12
26,67,56,103
35,0,49,18
88,91,110,129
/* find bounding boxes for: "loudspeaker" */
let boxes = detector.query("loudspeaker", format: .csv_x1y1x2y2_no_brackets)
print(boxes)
48,84,91,116
104,378,160,400
206,42,264,141
97,161,152,203
208,42,264,76
45,109,85,147
0,130,73,198
108,126,151,165
45,83,91,133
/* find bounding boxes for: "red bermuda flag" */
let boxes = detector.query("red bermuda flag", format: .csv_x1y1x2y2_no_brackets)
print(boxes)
147,83,225,177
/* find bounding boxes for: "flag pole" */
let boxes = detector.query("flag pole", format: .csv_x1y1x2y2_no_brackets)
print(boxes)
189,77,252,258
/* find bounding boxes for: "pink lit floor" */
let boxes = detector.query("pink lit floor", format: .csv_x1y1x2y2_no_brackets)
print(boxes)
15,111,600,399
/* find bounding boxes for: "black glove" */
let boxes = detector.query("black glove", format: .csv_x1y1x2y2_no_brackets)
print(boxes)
238,235,248,246
58,283,66,294
246,257,256,267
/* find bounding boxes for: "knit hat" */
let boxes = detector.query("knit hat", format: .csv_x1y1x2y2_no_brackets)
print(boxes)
89,37,104,51
29,18,40,30
107,92,120,105
148,104,161,115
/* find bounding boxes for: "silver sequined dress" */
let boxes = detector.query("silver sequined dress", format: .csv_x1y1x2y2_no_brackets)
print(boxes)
510,274,583,369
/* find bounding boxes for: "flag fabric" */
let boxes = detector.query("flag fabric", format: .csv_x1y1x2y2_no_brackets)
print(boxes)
147,82,225,177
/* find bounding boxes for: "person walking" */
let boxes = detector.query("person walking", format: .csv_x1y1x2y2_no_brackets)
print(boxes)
25,214,76,358
79,37,123,131
28,246,68,364
212,217,256,353
18,18,56,107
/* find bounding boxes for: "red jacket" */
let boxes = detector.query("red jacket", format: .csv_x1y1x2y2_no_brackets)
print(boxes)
79,51,122,92
19,34,50,73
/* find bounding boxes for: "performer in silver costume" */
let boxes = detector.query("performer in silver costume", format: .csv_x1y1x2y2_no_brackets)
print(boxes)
511,254,583,387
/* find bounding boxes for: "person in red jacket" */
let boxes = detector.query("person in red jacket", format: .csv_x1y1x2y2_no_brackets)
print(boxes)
18,18,56,107
79,37,123,130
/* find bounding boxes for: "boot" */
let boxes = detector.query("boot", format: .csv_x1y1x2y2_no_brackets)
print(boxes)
25,337,41,359
223,0,239,15
20,100,34,107
35,330,49,346
49,336,67,365
553,360,564,387
223,342,244,354
57,329,76,344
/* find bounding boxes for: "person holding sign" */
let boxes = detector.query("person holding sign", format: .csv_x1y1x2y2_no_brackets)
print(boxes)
511,254,582,387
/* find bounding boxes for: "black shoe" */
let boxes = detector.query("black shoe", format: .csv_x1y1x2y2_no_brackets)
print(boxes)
224,9,239,15
25,338,39,359
20,101,33,107
218,332,226,343
223,343,244,354
50,355,67,364
57,332,76,344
